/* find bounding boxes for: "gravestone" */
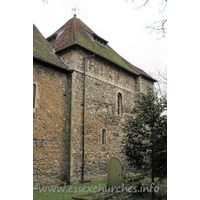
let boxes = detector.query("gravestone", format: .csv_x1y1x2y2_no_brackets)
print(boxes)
106,156,124,187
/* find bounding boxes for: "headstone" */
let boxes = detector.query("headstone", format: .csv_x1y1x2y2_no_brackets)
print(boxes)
106,156,124,187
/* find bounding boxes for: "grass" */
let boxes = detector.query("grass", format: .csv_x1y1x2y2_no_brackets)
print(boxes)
33,179,107,200
33,176,167,200
125,173,167,193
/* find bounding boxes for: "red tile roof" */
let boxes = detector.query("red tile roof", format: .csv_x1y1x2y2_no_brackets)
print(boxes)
47,16,156,81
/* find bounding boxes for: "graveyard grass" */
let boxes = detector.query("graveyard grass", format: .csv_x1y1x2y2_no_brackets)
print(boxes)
33,179,107,200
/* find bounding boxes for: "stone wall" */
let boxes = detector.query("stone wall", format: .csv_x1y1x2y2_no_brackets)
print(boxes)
33,61,71,187
33,48,154,187
60,49,141,184
141,77,154,93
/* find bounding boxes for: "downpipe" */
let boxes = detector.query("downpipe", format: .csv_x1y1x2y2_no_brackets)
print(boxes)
81,54,95,182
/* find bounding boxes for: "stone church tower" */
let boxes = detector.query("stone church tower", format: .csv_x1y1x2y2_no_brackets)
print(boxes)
33,15,156,187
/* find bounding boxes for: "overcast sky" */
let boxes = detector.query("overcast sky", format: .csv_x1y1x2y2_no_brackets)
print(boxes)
33,0,167,78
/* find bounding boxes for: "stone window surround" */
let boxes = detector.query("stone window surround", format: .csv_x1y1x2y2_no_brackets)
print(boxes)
33,83,36,108
101,129,106,145
117,92,122,116
116,90,124,117
74,70,138,117
33,81,39,112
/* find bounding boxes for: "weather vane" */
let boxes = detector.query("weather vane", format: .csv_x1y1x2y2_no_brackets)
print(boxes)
71,7,79,16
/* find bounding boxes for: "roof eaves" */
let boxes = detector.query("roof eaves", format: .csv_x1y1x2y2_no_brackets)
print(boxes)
140,74,157,82
55,43,140,76
33,57,74,74
121,57,157,82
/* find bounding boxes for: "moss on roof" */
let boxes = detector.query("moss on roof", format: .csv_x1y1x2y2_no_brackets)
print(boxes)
33,24,70,71
46,16,156,81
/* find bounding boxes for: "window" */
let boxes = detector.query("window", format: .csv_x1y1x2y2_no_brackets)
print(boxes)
118,93,122,115
33,84,36,108
102,129,106,145
84,30,108,47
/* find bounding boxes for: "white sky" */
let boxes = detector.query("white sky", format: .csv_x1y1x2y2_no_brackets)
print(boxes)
33,0,167,78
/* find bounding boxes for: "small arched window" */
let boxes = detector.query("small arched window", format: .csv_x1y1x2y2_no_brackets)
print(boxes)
33,84,36,108
102,129,106,145
118,93,122,115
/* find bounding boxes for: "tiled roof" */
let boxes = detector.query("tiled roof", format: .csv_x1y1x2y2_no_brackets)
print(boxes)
33,24,71,71
47,16,156,81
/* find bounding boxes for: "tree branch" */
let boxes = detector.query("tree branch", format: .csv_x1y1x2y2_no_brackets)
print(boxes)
146,19,167,39
125,0,167,38
131,0,150,10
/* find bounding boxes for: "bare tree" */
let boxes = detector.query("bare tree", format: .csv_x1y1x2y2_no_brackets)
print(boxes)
124,0,167,38
150,67,167,98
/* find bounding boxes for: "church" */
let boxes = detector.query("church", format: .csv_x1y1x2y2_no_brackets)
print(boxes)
33,14,156,188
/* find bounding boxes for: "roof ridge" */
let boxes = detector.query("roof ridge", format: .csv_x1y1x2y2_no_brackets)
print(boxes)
73,15,77,42
46,18,73,39
81,27,94,35
76,18,96,34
